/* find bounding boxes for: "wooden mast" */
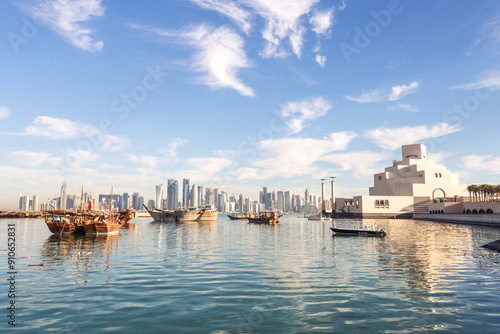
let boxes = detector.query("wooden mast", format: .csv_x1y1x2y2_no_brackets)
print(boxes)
79,185,84,213
109,186,113,212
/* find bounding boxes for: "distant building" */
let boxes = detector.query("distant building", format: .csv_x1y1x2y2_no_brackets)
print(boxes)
190,184,198,207
155,184,164,209
284,191,291,212
32,195,38,212
167,179,178,210
182,179,190,208
138,196,144,210
277,191,284,211
59,182,67,210
350,144,466,218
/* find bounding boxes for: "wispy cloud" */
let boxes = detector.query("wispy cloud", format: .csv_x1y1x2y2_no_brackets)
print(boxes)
346,82,419,103
18,0,105,52
22,116,129,151
187,0,252,34
449,71,500,91
10,151,51,167
388,103,419,112
178,157,234,182
467,20,500,55
232,131,357,180
160,138,189,160
315,54,327,67
248,0,319,59
126,154,158,169
321,151,390,179
365,122,461,150
461,154,500,174
309,8,334,35
280,96,332,133
0,106,11,120
133,24,254,97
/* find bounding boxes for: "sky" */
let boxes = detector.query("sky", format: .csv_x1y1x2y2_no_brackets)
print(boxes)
1,0,500,210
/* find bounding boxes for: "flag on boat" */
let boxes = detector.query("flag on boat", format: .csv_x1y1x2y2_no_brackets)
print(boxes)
88,200,92,210
49,203,56,213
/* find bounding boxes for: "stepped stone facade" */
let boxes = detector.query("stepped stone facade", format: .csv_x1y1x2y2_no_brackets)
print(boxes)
350,144,466,218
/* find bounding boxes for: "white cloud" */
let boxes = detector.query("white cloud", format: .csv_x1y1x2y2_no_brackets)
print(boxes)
234,132,357,180
388,82,419,101
126,154,158,169
187,0,252,34
23,116,129,151
365,122,462,150
178,157,234,182
315,54,327,67
0,106,11,120
136,24,255,97
25,116,94,139
19,0,105,52
449,71,500,91
461,154,500,174
467,20,500,55
160,137,189,159
248,0,319,59
10,151,51,167
309,8,334,35
321,151,390,179
388,103,419,112
347,82,419,103
280,96,332,133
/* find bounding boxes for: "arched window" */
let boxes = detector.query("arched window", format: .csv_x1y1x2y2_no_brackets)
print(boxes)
479,209,485,214
384,200,389,208
486,209,494,214
472,209,478,214
375,200,380,208
466,209,471,214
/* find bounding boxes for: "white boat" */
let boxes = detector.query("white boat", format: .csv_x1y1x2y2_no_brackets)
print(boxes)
307,214,328,221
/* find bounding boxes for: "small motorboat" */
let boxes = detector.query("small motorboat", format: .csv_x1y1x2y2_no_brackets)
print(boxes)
330,227,387,237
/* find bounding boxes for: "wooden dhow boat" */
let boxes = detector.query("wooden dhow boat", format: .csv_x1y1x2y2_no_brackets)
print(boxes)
227,212,247,220
246,211,281,223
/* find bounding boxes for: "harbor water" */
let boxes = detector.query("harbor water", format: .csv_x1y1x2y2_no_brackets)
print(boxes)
1,215,500,333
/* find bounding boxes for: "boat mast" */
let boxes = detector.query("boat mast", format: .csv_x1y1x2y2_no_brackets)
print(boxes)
109,186,113,212
79,185,84,213
321,178,326,217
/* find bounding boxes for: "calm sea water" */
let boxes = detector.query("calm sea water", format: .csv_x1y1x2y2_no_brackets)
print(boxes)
1,215,500,333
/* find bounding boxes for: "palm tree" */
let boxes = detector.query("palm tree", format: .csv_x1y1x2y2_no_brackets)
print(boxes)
466,185,474,202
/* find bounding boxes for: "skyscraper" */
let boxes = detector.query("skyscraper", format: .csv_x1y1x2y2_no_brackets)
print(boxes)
262,186,268,209
277,191,284,211
182,179,190,208
198,186,203,206
132,192,139,210
32,195,39,212
305,189,310,205
123,193,130,210
168,179,178,210
190,184,198,207
18,193,23,210
155,184,164,209
284,191,291,212
138,196,144,210
59,182,67,210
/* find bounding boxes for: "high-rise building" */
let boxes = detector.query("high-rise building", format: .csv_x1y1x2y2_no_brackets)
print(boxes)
262,186,268,208
59,182,68,210
132,192,139,210
277,191,284,211
284,191,291,212
138,196,144,210
205,187,215,206
155,184,164,209
182,179,190,208
198,186,203,206
147,199,155,210
190,184,198,207
305,189,310,205
32,195,39,212
18,193,23,210
22,195,29,211
168,179,179,210
123,193,130,210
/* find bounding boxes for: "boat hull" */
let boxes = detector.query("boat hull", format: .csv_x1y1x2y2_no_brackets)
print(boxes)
330,227,386,237
84,220,122,234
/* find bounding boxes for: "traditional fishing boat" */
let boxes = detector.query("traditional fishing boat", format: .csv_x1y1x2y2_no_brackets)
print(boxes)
307,214,327,221
143,205,176,221
330,227,387,237
246,211,281,223
227,212,247,220
144,204,218,222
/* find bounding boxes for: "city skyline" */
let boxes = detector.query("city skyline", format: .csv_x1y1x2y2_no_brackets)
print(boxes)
2,1,500,210
14,180,329,213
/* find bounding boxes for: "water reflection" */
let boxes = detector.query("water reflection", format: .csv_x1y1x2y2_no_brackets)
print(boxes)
40,233,120,284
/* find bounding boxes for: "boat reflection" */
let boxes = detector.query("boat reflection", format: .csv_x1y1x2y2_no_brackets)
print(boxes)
40,233,120,284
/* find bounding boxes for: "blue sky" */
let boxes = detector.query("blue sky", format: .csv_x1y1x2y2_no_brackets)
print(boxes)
1,0,500,210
